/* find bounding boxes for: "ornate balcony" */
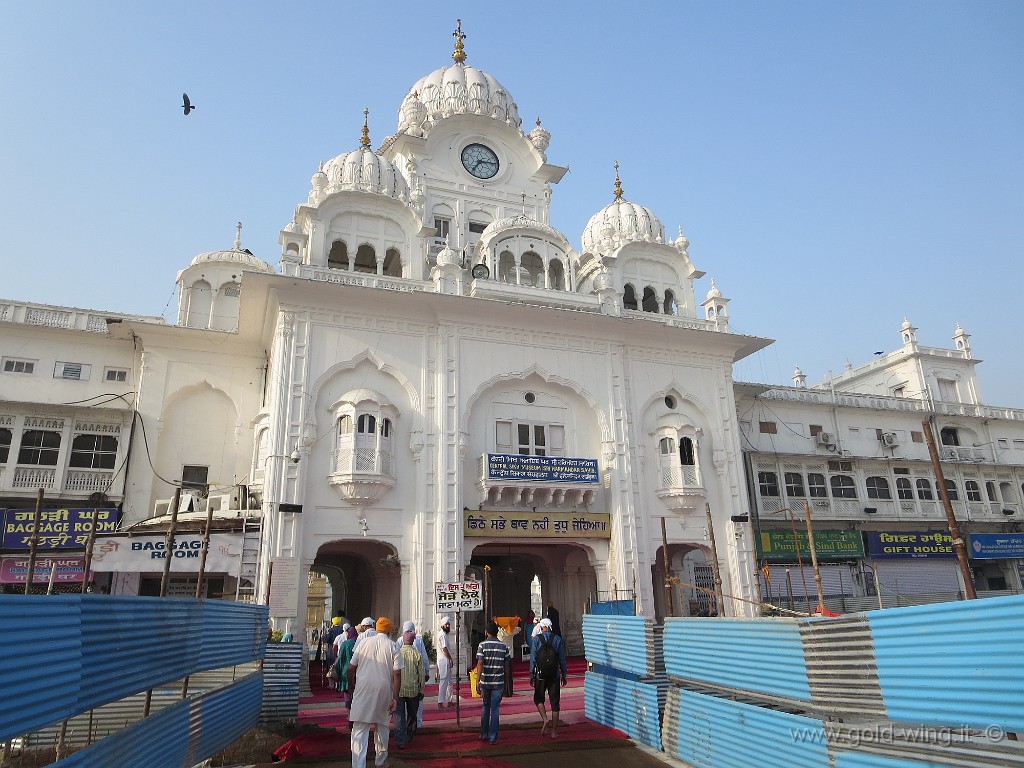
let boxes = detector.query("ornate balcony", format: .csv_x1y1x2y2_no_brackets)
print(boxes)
656,465,706,514
328,448,395,507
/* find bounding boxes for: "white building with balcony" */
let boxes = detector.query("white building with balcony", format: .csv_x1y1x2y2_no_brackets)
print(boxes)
2,23,1021,641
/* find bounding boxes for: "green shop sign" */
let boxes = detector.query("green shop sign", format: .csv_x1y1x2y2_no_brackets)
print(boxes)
758,529,864,562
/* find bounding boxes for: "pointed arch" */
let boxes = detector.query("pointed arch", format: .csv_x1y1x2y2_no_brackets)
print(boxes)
309,347,421,421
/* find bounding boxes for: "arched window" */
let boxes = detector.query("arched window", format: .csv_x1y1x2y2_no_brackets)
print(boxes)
623,284,638,310
965,480,982,502
680,437,695,466
830,475,857,498
499,251,516,283
987,481,998,502
549,259,565,291
916,479,934,500
940,427,960,446
211,282,240,331
69,434,118,469
521,252,544,287
896,477,913,500
866,476,891,499
785,472,806,497
659,437,675,455
1000,481,1019,504
18,430,61,466
381,418,392,438
354,244,376,274
338,415,353,435
663,290,678,315
186,280,212,328
328,240,348,269
943,479,958,501
0,427,11,463
357,414,376,434
382,248,402,277
642,286,659,313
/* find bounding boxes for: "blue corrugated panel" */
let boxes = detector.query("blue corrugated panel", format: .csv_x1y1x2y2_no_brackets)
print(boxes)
585,670,663,750
54,691,191,768
198,600,268,668
582,614,655,677
0,595,81,743
79,596,199,711
0,595,269,743
834,754,953,768
187,673,263,764
667,687,829,768
663,617,811,701
867,594,1024,732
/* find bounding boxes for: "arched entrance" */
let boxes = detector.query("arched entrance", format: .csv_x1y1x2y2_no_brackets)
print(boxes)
653,543,717,620
469,541,597,657
312,539,401,629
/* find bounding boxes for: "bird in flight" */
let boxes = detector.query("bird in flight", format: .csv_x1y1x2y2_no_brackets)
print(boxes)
182,93,195,115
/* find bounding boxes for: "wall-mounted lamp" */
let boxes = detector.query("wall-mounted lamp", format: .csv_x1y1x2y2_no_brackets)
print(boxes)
358,517,369,536
864,507,878,514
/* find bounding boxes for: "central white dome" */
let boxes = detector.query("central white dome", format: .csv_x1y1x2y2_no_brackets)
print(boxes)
400,64,521,133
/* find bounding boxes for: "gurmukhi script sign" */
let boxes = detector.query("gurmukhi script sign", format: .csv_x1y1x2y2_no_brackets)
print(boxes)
2,508,119,550
435,580,483,613
486,454,599,483
465,510,611,539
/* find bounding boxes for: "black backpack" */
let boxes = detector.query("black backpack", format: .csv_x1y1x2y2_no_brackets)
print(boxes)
535,635,559,679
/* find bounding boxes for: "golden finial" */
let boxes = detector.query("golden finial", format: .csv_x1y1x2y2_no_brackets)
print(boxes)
360,108,371,150
452,19,467,64
613,161,624,200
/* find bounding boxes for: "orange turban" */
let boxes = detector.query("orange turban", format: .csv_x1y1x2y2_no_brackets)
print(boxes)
375,617,393,634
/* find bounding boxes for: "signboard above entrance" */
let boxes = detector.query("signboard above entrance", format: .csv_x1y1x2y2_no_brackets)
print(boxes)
969,533,1024,559
2,508,119,550
435,580,483,613
486,454,599,483
758,529,864,562
465,510,611,539
864,531,955,559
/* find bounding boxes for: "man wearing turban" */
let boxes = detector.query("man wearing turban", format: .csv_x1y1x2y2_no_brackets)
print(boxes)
347,617,403,768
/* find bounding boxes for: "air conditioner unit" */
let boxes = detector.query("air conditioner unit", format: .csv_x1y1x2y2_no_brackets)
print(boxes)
816,432,835,447
942,448,960,461
881,432,899,448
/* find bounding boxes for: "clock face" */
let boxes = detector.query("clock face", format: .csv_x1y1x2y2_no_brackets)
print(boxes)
461,143,499,179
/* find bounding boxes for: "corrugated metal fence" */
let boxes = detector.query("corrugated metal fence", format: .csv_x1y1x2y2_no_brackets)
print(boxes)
584,595,1024,767
0,595,269,766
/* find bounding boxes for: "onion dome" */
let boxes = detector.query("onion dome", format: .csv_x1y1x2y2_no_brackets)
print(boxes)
319,110,410,202
435,240,461,267
581,163,665,254
311,162,328,191
400,21,521,132
188,222,274,274
528,117,551,157
480,214,571,251
706,278,722,300
398,90,428,136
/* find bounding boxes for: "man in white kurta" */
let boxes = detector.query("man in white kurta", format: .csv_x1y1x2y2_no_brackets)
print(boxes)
347,617,403,768
435,615,453,707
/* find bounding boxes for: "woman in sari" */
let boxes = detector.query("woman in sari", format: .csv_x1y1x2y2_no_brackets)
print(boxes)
334,633,357,708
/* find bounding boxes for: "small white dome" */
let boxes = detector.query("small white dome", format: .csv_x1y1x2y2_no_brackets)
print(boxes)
528,117,550,156
436,243,461,267
189,247,275,274
706,279,722,300
581,197,665,255
402,64,521,132
320,147,410,202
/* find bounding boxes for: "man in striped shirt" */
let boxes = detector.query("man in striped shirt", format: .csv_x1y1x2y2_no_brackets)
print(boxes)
474,620,512,744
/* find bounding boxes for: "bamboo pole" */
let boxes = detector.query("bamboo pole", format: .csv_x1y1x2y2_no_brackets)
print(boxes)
802,501,826,612
922,420,977,599
660,517,674,617
23,488,45,595
704,504,725,615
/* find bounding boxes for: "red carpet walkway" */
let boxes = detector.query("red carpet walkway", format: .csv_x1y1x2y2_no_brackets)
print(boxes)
275,656,625,764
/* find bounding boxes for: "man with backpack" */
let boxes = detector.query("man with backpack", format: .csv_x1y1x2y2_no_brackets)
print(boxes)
529,617,567,738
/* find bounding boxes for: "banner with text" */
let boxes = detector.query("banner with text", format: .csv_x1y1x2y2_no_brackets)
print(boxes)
486,454,599,483
435,580,483,613
2,508,120,550
864,530,955,559
465,510,611,539
969,533,1024,560
0,555,90,584
758,529,864,562
87,533,242,575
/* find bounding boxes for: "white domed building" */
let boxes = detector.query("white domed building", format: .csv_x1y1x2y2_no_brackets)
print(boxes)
6,20,1019,636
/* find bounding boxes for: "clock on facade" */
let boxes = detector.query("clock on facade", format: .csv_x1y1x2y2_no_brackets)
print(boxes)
461,143,499,179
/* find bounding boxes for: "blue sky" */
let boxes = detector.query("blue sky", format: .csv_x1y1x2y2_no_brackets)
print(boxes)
2,2,1021,405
